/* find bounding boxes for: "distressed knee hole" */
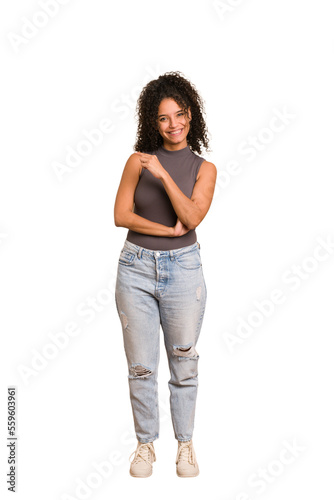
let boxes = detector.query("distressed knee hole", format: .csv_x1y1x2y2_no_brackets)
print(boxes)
129,363,153,379
172,342,199,360
120,311,128,329
196,286,202,301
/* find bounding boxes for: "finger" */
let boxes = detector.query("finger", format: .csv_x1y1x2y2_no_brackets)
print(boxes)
136,152,150,161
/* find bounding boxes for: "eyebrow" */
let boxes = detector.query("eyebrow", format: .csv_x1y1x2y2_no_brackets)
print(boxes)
158,109,183,118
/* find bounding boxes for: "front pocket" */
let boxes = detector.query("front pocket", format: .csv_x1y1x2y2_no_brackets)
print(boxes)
174,250,202,270
118,249,136,266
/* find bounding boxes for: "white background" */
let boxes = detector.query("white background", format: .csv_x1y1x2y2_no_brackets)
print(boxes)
1,0,334,498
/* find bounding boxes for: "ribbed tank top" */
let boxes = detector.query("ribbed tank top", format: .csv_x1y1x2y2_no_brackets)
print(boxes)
126,144,206,250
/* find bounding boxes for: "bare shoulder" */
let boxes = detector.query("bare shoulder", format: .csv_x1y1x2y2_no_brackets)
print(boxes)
196,160,217,182
124,152,142,176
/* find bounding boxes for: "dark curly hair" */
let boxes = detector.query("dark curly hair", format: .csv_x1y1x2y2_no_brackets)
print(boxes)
133,71,211,155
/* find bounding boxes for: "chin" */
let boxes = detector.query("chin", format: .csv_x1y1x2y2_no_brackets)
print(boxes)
166,133,185,143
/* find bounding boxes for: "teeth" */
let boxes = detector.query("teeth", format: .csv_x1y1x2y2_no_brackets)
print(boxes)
169,129,182,135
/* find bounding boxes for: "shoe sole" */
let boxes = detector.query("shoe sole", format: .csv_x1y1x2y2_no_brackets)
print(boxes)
129,469,153,478
176,470,199,478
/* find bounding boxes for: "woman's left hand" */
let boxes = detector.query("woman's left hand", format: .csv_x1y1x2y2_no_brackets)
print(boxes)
135,152,166,180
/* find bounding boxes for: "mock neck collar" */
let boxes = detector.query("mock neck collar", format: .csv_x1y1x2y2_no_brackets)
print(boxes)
158,144,192,158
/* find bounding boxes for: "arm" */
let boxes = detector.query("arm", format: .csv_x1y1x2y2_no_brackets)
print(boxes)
160,161,217,230
114,153,175,236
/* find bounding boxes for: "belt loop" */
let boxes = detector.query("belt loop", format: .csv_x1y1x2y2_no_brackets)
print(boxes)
197,242,200,249
138,247,143,259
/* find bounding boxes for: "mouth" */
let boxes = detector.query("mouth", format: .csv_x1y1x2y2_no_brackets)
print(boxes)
167,128,183,136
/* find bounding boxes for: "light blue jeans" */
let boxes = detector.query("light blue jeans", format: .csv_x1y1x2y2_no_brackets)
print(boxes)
115,239,207,443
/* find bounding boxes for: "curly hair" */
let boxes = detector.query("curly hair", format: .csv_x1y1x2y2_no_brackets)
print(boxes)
133,71,211,155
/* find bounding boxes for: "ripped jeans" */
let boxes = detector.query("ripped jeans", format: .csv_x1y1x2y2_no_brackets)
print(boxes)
115,239,207,443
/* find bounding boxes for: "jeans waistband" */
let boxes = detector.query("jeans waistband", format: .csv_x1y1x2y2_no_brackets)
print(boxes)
123,239,200,259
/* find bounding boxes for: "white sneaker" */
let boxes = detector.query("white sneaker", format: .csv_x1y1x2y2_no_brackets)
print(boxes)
129,441,156,478
176,440,199,477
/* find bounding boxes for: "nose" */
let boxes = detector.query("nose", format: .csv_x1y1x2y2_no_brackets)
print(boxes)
169,116,178,128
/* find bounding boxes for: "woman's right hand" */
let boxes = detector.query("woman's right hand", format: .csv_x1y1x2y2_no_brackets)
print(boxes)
173,218,190,237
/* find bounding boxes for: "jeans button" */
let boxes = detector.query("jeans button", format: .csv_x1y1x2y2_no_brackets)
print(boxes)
156,252,160,257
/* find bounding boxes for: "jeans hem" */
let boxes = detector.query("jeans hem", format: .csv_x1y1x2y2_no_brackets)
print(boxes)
137,434,159,444
176,437,192,442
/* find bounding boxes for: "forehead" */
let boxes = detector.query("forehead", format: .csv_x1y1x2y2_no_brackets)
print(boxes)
158,98,182,114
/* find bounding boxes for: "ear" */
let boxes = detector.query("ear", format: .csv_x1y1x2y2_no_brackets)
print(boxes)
187,107,192,121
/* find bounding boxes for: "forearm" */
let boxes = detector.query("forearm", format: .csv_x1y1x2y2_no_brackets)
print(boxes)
160,171,201,230
115,211,174,237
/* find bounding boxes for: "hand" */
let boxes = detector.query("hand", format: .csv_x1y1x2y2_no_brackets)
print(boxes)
135,152,166,180
173,218,190,237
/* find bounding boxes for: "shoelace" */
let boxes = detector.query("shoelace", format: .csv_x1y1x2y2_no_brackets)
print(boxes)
129,443,156,466
176,440,196,465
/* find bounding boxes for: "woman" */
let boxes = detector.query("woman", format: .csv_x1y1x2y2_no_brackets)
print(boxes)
114,71,217,478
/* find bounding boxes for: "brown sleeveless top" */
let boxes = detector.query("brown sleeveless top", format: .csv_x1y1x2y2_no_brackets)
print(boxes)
126,144,206,250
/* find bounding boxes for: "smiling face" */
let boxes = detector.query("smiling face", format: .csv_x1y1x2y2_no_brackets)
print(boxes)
157,98,192,150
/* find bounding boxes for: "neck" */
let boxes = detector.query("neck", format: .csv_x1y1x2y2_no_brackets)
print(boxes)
158,144,191,158
162,140,188,152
